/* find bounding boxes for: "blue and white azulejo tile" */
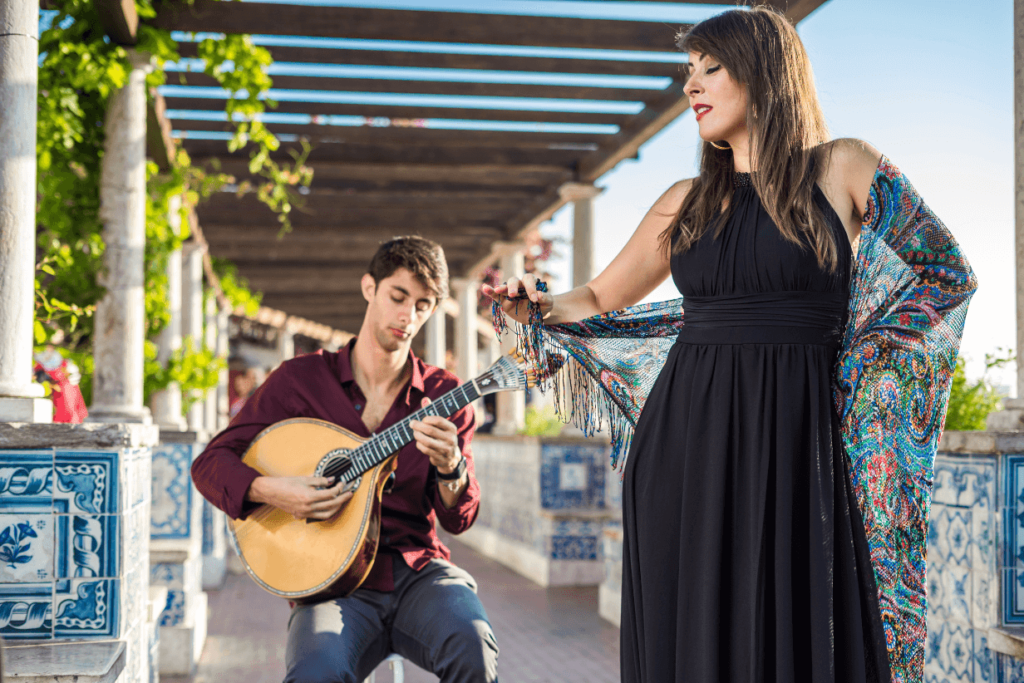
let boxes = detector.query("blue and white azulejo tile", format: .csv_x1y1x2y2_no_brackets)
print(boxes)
0,514,54,583
53,450,119,515
0,451,54,512
150,443,194,540
0,582,53,639
53,577,120,638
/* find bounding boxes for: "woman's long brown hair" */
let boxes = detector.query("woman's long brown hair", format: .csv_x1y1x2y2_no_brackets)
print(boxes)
661,6,837,270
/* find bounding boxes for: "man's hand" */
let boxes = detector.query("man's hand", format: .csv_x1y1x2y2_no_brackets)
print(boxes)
246,476,353,521
410,397,461,473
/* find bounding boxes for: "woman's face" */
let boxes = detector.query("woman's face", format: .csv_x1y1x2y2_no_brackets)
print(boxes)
684,51,749,147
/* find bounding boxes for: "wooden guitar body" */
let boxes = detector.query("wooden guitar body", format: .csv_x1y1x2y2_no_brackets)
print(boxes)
228,418,396,604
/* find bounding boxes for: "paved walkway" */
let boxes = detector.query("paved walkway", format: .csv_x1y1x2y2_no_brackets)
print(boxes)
165,534,620,683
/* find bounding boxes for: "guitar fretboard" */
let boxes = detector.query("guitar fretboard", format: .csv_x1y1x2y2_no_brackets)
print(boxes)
323,381,482,481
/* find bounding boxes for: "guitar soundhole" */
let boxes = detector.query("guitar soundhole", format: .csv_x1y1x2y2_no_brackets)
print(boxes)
316,450,362,492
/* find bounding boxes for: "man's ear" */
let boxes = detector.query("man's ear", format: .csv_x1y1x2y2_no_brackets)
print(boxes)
361,273,377,304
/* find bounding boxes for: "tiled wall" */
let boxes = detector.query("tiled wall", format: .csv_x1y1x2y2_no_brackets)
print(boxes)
472,437,612,561
0,444,153,682
926,453,998,682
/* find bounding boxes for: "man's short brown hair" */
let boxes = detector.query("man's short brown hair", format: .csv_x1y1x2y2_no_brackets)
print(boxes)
367,236,450,301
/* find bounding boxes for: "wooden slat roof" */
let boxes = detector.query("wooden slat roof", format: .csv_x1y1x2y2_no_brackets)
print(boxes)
151,0,827,333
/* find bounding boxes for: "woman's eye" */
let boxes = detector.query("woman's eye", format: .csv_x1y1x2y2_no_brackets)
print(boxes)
706,65,721,74
391,297,403,304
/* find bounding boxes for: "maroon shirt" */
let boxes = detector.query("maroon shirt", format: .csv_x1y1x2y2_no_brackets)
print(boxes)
190,339,480,592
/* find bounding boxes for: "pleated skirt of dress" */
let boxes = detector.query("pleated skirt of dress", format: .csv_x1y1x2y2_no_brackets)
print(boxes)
618,339,891,683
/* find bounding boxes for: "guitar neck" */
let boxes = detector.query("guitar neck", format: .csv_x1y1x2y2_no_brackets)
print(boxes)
325,380,482,481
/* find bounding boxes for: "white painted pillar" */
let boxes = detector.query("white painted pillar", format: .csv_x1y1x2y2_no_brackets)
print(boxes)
559,183,604,288
204,295,219,432
990,0,1024,430
493,250,526,435
88,51,152,424
182,241,205,431
424,309,446,369
0,0,51,422
452,279,479,389
151,196,186,430
276,326,295,365
216,306,230,431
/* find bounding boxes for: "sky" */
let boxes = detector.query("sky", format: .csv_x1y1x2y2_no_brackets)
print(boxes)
534,0,1017,390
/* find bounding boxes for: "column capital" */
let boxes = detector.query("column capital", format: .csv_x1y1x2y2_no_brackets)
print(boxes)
125,48,155,72
558,182,604,202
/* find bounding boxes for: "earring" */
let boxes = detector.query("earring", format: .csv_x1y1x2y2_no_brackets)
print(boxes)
709,140,731,150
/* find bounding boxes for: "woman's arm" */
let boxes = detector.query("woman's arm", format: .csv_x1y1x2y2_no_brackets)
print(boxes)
483,178,693,324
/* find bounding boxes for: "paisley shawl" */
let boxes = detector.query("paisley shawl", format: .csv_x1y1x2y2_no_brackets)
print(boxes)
495,156,977,682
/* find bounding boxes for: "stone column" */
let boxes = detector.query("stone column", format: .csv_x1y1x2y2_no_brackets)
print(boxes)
560,183,604,288
215,306,230,432
453,279,479,390
424,309,447,369
151,196,186,430
203,296,218,432
276,326,295,366
88,50,152,424
989,0,1024,430
181,241,205,431
0,0,51,422
494,249,526,435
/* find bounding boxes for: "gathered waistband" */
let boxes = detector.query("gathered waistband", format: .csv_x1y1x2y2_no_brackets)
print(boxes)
677,291,847,345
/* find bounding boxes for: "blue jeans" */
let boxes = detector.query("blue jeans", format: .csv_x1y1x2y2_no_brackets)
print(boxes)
284,556,499,683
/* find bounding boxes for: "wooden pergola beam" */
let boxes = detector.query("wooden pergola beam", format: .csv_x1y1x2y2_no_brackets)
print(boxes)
163,97,632,127
175,42,687,79
179,141,585,167
200,159,573,187
95,0,138,45
172,72,670,104
170,118,611,150
152,2,689,52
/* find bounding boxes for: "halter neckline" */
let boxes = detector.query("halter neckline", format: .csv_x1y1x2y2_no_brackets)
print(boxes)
733,172,753,188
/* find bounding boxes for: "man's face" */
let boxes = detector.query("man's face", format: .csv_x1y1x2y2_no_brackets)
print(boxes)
361,268,439,353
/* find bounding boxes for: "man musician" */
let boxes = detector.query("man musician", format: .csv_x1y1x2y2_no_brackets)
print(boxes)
191,237,500,682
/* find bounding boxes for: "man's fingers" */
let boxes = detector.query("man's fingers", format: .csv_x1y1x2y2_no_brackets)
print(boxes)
306,476,335,488
506,277,522,298
306,481,345,502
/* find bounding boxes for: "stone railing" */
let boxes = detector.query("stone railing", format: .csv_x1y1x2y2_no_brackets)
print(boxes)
458,435,618,587
0,423,159,683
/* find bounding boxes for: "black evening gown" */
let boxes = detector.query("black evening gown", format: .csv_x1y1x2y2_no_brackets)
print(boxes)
620,172,892,682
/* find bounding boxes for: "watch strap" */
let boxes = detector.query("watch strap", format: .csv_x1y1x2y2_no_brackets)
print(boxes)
436,454,466,481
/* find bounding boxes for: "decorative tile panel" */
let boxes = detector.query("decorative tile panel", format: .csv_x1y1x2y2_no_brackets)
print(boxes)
54,514,118,579
0,515,53,583
539,443,606,510
53,577,120,638
549,535,598,561
0,582,53,639
151,443,194,539
159,590,185,627
0,451,54,512
1004,454,1024,623
53,451,119,515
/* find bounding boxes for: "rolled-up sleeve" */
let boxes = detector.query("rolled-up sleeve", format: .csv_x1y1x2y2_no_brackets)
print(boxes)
191,367,295,520
431,403,481,534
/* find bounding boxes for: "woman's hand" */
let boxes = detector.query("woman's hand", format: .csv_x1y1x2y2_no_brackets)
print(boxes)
481,273,554,325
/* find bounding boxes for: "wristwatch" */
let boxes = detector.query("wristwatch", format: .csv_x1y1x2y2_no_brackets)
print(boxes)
437,454,467,492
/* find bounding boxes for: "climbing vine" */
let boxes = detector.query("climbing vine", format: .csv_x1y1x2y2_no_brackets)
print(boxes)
34,0,310,415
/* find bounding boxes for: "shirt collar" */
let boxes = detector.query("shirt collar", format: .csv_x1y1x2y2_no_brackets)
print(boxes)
339,338,427,405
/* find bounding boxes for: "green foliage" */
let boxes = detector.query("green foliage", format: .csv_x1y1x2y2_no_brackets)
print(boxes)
34,0,292,414
520,404,564,437
144,338,224,412
212,257,262,317
944,349,1016,431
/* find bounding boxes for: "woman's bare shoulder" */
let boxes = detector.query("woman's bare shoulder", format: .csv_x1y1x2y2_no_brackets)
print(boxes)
817,139,882,185
656,177,697,213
